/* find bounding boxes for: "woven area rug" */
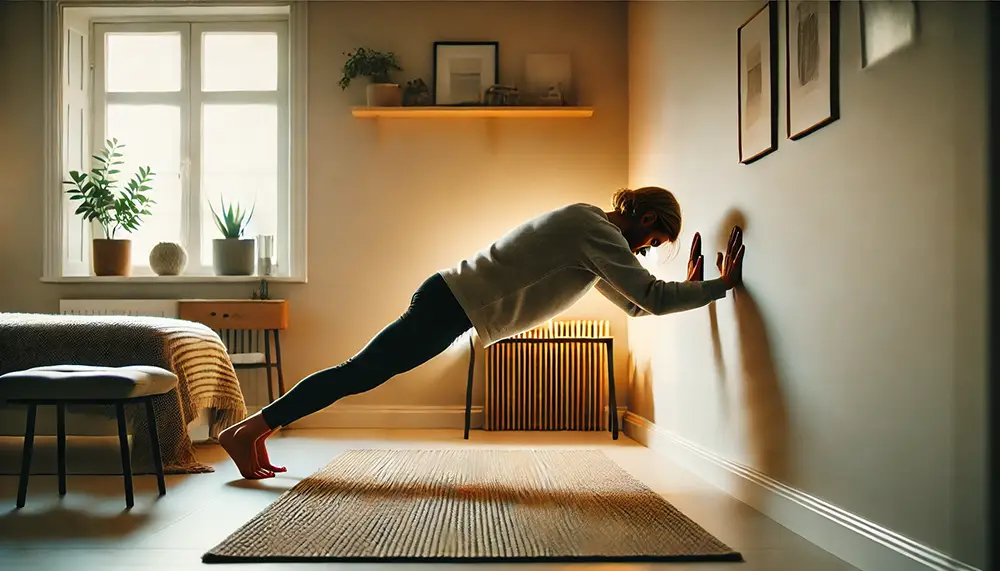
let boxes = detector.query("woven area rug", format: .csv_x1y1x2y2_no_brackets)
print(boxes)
203,449,742,563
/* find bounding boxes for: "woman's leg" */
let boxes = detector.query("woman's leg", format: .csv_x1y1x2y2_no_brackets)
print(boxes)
220,273,472,479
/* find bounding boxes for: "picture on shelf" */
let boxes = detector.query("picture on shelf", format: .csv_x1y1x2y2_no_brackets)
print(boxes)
785,0,839,140
433,41,499,105
737,1,778,164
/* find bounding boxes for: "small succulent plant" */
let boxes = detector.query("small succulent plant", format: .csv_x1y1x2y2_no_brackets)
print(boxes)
209,196,255,239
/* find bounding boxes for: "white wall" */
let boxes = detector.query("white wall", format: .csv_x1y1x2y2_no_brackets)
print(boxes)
627,0,986,568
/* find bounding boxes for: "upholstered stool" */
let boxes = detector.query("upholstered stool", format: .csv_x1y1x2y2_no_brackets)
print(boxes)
0,365,178,509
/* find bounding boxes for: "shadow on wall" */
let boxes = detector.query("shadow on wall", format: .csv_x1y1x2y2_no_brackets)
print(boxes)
714,210,791,495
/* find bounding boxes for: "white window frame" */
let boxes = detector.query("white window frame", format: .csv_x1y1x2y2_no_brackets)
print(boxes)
41,1,308,283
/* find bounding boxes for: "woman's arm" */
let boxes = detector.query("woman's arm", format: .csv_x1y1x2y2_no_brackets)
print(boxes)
594,279,652,317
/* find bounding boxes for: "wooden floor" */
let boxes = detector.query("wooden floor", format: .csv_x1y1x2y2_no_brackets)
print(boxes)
0,429,860,570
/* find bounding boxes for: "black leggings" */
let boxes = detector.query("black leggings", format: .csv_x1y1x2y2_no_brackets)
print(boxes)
260,273,473,429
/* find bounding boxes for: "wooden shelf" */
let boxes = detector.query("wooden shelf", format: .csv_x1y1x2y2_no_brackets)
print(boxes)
351,106,594,119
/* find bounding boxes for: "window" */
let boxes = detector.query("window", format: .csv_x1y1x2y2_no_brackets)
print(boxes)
43,3,307,281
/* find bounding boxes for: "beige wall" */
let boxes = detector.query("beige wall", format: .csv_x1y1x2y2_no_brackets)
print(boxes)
627,0,987,567
0,1,631,414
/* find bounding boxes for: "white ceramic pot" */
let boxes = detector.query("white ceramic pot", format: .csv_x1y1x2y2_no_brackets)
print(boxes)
366,83,402,107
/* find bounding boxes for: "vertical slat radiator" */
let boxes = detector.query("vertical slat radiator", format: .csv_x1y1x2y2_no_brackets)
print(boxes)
484,319,616,433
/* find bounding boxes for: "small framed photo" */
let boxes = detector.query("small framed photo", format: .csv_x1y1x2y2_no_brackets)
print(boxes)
433,41,499,106
860,0,917,69
738,1,778,165
785,0,840,140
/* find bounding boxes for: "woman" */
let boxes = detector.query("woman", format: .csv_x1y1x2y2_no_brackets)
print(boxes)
220,186,745,478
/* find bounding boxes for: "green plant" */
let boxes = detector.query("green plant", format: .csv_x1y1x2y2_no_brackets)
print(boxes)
63,138,155,240
339,47,402,89
209,196,255,239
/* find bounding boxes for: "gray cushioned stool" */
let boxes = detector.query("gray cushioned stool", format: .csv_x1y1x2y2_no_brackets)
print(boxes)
0,365,179,509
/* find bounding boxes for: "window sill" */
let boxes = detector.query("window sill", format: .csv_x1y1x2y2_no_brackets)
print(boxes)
40,275,307,284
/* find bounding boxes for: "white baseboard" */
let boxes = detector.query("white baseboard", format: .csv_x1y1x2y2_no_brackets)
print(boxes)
287,405,484,430
623,413,979,571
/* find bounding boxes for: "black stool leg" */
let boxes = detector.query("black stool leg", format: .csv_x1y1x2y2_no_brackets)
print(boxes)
273,329,286,397
16,403,37,509
115,402,134,508
57,402,67,496
464,335,475,440
145,397,166,496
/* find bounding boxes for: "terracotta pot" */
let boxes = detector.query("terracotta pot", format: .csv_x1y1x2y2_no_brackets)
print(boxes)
92,239,132,277
212,238,255,276
366,83,402,107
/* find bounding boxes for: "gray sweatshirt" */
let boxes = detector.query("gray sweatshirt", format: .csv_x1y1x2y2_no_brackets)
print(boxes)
438,203,730,347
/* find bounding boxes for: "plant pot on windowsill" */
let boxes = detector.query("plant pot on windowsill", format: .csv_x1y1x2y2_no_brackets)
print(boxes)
212,238,255,276
93,238,132,276
62,138,155,279
209,196,256,276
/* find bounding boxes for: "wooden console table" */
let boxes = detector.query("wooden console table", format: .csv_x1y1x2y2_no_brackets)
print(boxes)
178,299,289,404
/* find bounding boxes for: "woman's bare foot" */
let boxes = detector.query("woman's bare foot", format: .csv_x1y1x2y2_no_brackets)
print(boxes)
255,430,286,473
219,413,275,480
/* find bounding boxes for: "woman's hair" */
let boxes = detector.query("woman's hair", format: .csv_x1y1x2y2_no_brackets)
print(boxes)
611,186,682,243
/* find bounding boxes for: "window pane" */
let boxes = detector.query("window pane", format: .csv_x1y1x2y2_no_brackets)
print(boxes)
106,33,182,92
106,104,183,267
201,104,279,267
202,32,278,92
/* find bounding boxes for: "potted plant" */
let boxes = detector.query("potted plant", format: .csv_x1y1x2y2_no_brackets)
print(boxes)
339,47,404,107
209,196,255,276
63,138,154,277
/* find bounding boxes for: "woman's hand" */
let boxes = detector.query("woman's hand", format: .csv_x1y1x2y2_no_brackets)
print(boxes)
716,226,745,288
687,232,705,281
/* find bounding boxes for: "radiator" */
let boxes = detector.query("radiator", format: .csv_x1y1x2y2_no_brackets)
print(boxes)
59,299,179,318
484,319,613,432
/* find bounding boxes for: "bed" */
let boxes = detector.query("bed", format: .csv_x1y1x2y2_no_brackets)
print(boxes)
0,312,247,474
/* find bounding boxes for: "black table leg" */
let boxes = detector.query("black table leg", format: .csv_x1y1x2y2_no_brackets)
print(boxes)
145,398,166,496
273,329,286,397
115,403,134,509
264,330,275,403
57,402,67,496
16,404,37,509
464,335,475,440
607,340,618,440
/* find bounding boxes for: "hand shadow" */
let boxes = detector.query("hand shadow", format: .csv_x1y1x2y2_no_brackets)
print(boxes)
715,211,790,498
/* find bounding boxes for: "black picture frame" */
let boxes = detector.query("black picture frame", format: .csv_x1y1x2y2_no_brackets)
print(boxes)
737,1,779,165
432,41,499,106
785,0,840,140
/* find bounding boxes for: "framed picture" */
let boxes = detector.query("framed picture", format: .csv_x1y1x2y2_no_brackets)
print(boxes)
785,0,840,140
738,1,778,165
433,41,499,105
860,0,917,69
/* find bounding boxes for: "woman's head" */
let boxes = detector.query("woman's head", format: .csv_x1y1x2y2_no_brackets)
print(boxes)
610,186,682,254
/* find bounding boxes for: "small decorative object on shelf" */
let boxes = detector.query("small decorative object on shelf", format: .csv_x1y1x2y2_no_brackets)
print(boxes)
252,279,270,300
340,47,404,107
484,85,520,106
209,196,256,276
524,53,573,106
149,242,188,276
402,78,432,106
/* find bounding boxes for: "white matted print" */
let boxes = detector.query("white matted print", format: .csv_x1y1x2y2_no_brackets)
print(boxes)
786,0,839,140
737,0,778,164
433,42,498,105
738,2,777,164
